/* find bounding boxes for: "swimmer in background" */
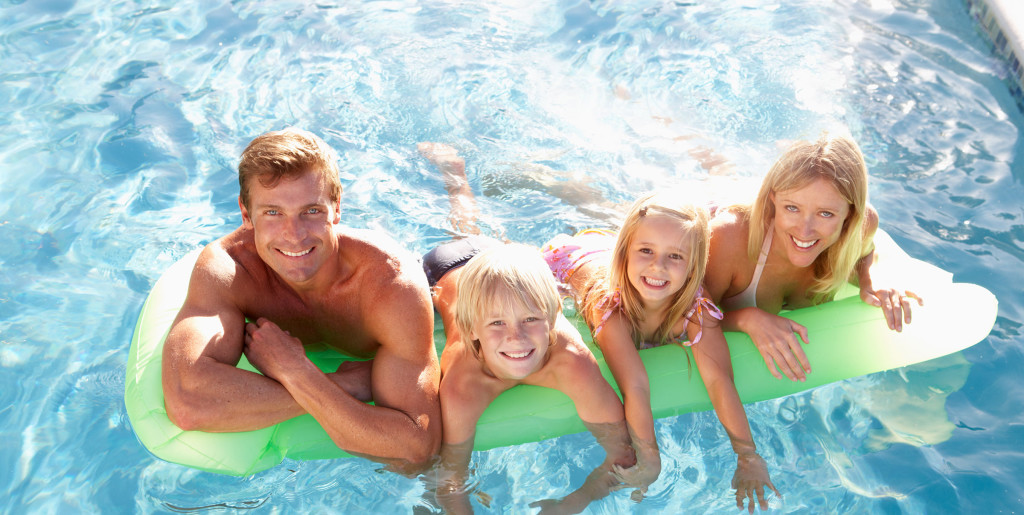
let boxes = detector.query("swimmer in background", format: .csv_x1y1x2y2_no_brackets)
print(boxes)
705,134,922,382
419,143,636,514
542,194,778,513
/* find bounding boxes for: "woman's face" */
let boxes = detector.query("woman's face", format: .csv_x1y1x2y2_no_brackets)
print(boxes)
770,177,851,268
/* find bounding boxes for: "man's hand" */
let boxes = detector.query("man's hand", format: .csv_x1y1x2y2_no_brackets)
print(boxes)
243,317,311,382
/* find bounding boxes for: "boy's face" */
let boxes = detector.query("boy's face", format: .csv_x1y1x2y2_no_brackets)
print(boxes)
471,291,551,380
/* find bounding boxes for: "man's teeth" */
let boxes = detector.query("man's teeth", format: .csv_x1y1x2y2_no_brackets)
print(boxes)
504,350,531,359
793,238,817,249
282,248,312,257
644,277,667,287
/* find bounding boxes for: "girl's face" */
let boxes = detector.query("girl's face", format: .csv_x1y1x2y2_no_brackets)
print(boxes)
470,292,551,380
626,215,692,310
770,177,851,268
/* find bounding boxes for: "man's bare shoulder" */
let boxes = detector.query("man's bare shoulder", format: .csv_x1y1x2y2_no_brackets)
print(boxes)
338,228,424,285
192,230,262,289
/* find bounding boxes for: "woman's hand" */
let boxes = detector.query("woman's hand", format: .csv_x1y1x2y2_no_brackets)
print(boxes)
734,308,810,381
732,452,780,513
860,286,923,332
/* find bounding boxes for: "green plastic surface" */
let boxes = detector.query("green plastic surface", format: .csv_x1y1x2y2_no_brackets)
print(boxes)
125,233,998,475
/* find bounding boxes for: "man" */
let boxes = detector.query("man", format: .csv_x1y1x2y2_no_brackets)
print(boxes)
162,128,441,467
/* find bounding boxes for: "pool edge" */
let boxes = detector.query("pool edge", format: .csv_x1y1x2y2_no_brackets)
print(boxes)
966,0,1024,111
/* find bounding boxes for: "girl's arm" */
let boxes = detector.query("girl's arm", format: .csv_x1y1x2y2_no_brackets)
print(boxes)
854,206,922,331
592,313,662,493
688,320,780,514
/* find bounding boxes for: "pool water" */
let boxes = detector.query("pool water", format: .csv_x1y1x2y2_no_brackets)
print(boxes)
2,0,1022,512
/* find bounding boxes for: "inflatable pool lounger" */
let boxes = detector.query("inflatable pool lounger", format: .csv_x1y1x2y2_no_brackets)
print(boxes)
124,231,998,475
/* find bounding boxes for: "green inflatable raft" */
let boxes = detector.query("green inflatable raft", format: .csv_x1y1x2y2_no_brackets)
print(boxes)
124,231,998,476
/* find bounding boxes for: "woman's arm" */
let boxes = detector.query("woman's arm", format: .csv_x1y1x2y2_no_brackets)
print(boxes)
706,211,811,382
721,307,810,382
688,320,779,514
854,206,922,331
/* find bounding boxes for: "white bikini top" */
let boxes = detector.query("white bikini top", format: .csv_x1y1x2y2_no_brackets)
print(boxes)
719,229,773,312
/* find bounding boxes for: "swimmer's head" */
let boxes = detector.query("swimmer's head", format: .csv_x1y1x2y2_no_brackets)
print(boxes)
610,191,710,347
750,133,869,300
238,128,342,211
454,244,561,379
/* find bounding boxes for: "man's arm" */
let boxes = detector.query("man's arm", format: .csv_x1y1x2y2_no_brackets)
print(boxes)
162,247,305,431
245,274,442,466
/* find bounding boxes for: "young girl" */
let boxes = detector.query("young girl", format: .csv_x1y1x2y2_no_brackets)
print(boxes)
705,134,921,382
542,193,778,512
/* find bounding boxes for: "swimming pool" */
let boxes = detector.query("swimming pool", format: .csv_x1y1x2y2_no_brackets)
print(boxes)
1,0,1021,512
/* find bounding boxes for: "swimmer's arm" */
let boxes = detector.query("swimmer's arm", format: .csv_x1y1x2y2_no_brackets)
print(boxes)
436,362,499,515
162,249,304,431
592,313,661,482
553,316,634,467
853,207,921,331
706,218,812,381
688,320,779,511
273,278,442,466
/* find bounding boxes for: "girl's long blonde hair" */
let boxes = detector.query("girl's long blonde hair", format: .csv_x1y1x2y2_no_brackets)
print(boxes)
747,133,870,302
579,192,710,348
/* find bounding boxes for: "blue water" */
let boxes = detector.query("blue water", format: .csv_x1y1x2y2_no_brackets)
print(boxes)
1,0,1022,512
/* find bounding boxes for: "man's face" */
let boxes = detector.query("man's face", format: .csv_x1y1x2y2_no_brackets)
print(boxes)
240,171,341,288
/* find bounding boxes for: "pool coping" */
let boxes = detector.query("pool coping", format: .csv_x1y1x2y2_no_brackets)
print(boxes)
966,0,1024,111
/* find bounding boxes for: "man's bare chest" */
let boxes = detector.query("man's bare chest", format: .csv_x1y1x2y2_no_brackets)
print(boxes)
242,295,377,357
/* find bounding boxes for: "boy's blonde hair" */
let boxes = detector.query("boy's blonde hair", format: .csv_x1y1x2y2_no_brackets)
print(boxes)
454,243,561,356
748,133,869,302
581,192,710,348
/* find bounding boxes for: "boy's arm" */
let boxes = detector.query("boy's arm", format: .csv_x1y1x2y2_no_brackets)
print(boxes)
162,247,305,432
435,360,501,515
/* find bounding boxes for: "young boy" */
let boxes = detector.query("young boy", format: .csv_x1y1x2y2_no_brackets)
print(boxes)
425,240,635,513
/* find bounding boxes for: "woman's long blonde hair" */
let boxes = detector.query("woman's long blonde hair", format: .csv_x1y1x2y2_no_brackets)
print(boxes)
747,133,870,302
579,192,710,348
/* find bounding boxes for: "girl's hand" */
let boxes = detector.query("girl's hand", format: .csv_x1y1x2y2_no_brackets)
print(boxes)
611,442,661,501
738,308,810,382
731,452,780,513
860,286,923,332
